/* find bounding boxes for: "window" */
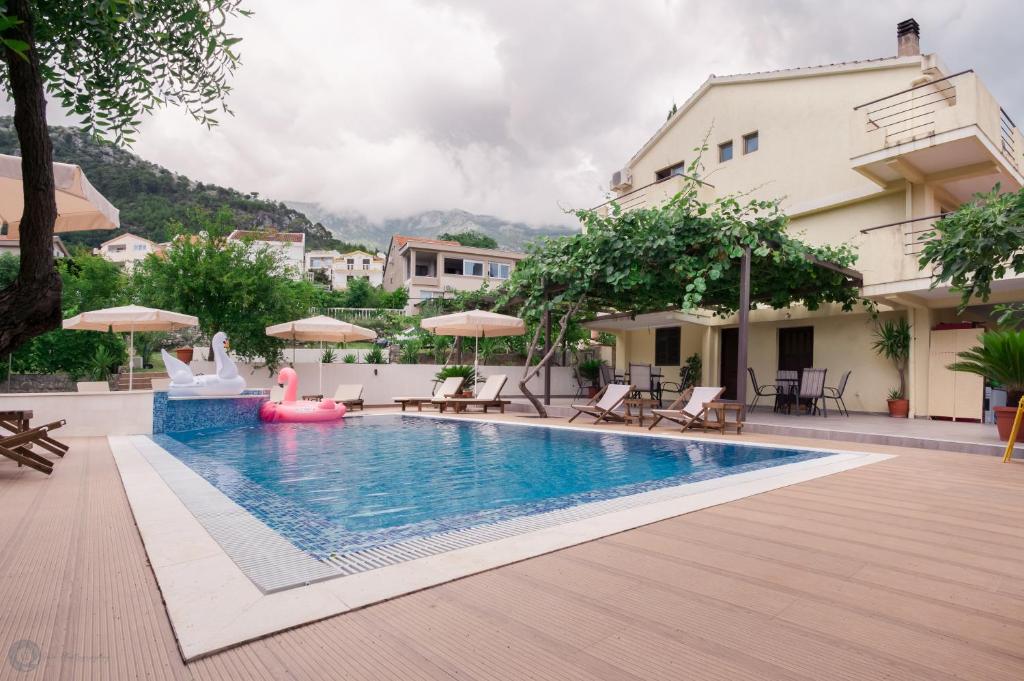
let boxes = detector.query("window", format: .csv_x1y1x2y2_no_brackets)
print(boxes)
133,243,148,252
108,244,126,253
463,259,484,276
654,327,681,366
718,140,733,162
743,131,759,154
488,262,511,279
443,257,463,275
346,258,355,267
362,258,370,269
654,161,686,181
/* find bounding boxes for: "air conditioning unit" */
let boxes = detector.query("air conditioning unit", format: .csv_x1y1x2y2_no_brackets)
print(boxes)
609,168,633,191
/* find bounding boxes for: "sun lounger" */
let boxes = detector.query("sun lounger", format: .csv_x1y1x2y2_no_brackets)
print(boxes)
569,383,634,424
333,384,364,411
437,374,510,414
76,381,110,393
0,410,69,459
648,386,725,432
0,420,68,475
394,376,465,411
267,386,284,403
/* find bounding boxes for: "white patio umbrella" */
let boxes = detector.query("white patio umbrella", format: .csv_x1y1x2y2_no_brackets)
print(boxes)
0,154,119,237
421,310,526,394
266,315,377,393
62,305,198,390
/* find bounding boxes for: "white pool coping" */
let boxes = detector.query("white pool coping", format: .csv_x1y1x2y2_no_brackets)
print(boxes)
110,419,892,661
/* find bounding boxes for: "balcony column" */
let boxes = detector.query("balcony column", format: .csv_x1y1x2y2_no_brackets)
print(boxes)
907,305,933,418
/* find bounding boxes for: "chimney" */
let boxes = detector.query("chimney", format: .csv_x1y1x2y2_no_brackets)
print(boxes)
897,18,920,57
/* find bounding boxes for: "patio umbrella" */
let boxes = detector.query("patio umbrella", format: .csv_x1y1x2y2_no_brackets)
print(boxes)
266,315,377,393
62,305,198,391
421,310,526,394
0,154,119,237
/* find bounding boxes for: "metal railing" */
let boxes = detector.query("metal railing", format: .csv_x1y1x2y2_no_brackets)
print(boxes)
1000,107,1018,166
860,212,948,256
855,70,969,146
316,307,405,320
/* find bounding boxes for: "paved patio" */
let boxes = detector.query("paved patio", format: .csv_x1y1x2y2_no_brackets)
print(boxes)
2,416,1024,679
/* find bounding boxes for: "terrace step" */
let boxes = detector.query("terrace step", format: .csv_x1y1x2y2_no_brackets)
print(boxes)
113,372,168,391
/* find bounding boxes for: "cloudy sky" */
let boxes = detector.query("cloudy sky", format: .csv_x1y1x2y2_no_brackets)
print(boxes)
48,1,1024,226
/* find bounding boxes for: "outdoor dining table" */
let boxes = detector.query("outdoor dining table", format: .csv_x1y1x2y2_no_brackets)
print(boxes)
774,373,800,414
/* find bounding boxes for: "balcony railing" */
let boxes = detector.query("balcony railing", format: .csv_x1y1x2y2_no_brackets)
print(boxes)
852,70,1023,173
856,213,946,287
593,173,714,215
860,212,946,256
316,307,405,320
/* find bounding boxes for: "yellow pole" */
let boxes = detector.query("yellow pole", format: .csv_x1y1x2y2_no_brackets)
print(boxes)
1002,395,1024,463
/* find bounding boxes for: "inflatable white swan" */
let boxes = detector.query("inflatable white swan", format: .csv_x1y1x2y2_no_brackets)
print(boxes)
161,331,247,397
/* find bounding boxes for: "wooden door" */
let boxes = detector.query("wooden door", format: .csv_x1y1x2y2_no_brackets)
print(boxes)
720,328,739,400
927,329,957,418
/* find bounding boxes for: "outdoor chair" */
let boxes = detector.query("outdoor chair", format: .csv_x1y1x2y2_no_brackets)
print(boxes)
395,376,464,411
598,364,620,387
0,410,69,460
438,374,510,414
629,362,659,402
571,365,589,400
648,386,725,432
569,383,634,424
332,384,364,411
747,367,781,413
824,370,852,417
0,420,68,475
799,368,828,417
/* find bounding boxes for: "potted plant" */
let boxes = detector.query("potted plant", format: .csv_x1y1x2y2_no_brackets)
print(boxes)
435,365,477,396
577,358,606,397
872,318,911,418
949,330,1024,440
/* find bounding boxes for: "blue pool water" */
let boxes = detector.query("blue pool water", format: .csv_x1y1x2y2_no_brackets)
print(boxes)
154,415,830,559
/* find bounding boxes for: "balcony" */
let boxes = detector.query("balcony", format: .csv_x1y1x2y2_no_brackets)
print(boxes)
856,214,941,291
850,70,1023,201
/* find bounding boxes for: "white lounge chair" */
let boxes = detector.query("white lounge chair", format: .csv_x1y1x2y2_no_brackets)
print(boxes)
394,376,465,412
333,384,364,410
569,383,634,423
76,381,110,393
267,385,284,403
437,374,510,413
648,386,725,432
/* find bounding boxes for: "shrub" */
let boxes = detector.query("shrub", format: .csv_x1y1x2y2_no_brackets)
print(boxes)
398,340,421,364
87,345,119,382
577,358,606,382
435,364,477,386
320,347,337,363
364,346,385,364
342,353,357,364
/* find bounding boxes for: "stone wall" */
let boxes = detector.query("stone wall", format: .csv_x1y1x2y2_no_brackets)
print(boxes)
0,373,77,394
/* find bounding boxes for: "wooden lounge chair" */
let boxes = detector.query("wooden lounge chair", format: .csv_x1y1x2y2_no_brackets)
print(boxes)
394,376,465,412
569,383,634,424
437,375,510,414
333,384,364,411
648,386,725,432
0,420,68,475
0,410,69,459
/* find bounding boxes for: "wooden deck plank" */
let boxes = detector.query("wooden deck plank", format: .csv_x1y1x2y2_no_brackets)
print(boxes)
0,422,1023,680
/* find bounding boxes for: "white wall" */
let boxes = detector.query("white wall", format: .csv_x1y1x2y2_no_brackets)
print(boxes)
0,391,154,436
193,360,576,405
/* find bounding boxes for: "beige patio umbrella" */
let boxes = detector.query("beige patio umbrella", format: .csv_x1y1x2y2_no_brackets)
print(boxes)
0,153,119,237
63,305,198,391
421,310,526,394
266,315,377,393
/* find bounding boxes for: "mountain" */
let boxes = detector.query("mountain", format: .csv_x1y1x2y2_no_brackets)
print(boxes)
288,203,579,252
0,116,578,253
0,117,369,252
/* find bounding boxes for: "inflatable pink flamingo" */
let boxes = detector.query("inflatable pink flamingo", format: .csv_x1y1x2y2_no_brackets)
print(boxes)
259,367,346,423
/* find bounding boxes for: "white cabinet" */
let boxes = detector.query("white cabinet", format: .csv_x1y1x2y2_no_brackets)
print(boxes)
927,328,984,421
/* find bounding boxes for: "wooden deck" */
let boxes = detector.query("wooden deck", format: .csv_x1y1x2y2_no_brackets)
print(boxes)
2,426,1024,680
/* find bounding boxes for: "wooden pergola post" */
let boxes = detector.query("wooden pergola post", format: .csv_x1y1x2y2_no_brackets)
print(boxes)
736,246,751,419
543,284,551,406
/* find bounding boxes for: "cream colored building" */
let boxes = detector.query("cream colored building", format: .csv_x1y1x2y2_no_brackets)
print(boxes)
305,249,385,290
94,232,157,269
382,235,525,313
588,20,1023,417
227,229,305,279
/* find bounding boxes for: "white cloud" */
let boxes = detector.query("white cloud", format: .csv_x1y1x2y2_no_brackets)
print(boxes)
21,1,1024,225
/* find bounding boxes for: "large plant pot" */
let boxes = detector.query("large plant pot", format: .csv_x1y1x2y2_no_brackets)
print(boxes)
886,398,909,418
994,406,1019,441
586,385,600,398
175,347,194,363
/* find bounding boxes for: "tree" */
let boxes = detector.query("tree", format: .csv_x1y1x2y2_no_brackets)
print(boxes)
132,209,316,366
500,167,862,416
438,230,499,249
918,184,1024,323
0,0,250,358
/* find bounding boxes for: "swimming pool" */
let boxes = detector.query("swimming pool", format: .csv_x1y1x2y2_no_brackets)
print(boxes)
153,414,831,565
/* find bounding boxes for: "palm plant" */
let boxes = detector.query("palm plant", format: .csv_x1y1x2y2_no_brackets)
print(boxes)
88,345,118,382
872,318,911,399
435,364,477,387
320,347,337,364
342,353,357,364
364,346,385,365
949,330,1024,404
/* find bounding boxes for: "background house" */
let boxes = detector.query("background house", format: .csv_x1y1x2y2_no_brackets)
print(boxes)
304,249,385,290
591,19,1023,418
227,229,305,279
0,234,70,259
94,232,157,269
382,235,525,313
